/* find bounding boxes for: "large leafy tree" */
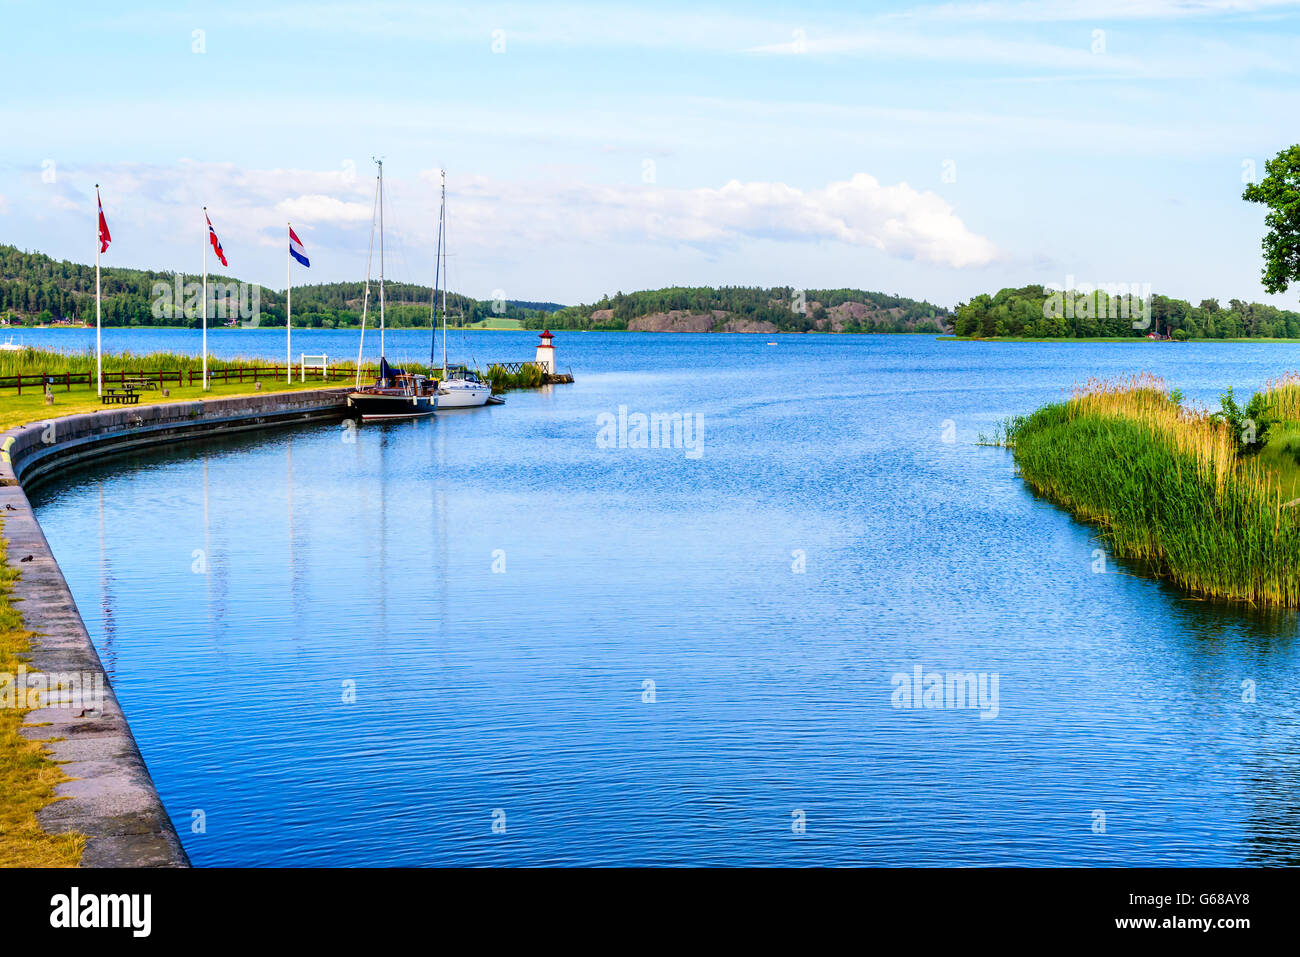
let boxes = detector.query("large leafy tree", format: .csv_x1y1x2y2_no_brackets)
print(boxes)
1243,145,1300,297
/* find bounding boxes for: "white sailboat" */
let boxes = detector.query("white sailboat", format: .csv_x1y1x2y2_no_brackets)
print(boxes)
431,170,492,409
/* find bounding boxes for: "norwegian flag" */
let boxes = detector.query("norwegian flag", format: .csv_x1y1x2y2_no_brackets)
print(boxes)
97,187,111,254
206,210,228,267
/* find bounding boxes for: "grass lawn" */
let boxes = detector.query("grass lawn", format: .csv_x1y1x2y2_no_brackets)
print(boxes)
0,376,343,432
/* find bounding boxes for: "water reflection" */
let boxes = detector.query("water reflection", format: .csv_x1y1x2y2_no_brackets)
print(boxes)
23,335,1300,866
96,482,116,670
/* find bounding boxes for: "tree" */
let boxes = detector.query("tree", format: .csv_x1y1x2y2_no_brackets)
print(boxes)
1243,145,1300,298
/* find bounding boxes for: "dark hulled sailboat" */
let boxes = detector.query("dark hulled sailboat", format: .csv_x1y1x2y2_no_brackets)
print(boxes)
347,358,437,419
346,159,438,420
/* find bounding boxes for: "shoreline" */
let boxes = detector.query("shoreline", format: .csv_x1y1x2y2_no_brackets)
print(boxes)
942,336,1300,343
7,325,944,334
19,327,1300,342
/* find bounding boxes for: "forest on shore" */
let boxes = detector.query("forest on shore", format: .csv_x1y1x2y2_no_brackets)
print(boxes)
0,243,560,330
5,241,1299,339
952,284,1300,340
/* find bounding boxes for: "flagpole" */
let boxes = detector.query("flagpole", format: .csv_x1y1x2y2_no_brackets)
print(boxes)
95,184,102,398
202,207,208,391
286,223,292,384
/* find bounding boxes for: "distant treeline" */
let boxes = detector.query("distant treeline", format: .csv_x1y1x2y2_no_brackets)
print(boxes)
0,244,561,329
954,285,1300,339
11,240,1297,339
542,286,950,332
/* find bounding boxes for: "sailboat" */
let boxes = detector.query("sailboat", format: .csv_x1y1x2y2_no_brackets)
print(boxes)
347,159,438,420
430,170,492,409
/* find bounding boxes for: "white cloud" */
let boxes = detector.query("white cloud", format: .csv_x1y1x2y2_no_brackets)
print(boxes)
563,174,999,268
744,23,1298,78
747,28,1149,72
277,194,373,224
11,161,998,288
422,168,997,268
0,194,8,214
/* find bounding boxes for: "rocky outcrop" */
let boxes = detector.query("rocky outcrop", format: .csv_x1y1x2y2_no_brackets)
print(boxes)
627,311,717,333
624,310,777,333
719,318,779,333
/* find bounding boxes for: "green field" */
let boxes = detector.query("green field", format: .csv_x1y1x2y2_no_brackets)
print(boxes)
461,317,524,330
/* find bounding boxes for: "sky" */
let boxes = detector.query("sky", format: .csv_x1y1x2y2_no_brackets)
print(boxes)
1,0,1298,309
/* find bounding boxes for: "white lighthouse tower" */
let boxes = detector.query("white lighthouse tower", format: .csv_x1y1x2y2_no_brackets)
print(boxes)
535,329,556,375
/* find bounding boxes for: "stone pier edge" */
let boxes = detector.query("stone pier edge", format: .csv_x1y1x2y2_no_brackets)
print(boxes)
0,388,350,867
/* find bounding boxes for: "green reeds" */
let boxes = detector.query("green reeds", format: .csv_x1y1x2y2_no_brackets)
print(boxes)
1006,375,1300,607
0,347,281,378
0,347,552,394
1258,372,1300,421
484,363,547,393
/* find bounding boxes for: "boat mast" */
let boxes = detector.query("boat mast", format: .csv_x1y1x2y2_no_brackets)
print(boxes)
377,158,386,363
431,169,443,374
354,161,381,390
440,170,448,374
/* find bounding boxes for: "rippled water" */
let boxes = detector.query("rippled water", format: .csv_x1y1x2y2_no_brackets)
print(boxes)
26,332,1300,865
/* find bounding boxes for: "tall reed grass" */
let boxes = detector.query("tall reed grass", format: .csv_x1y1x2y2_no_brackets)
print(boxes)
1258,371,1300,421
1005,375,1300,606
484,363,548,393
0,347,552,394
0,347,272,377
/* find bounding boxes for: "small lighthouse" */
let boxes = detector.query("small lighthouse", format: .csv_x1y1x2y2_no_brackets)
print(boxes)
535,329,556,375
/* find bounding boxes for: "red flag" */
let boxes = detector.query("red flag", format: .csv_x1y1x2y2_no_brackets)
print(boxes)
97,187,111,254
206,211,228,267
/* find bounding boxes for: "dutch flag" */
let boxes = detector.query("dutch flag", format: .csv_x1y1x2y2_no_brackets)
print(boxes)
289,226,310,268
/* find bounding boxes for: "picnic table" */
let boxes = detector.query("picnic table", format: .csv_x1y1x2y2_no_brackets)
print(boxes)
123,377,159,391
100,388,140,405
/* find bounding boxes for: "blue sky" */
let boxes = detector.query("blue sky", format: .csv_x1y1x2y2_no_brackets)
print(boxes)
1,0,1298,308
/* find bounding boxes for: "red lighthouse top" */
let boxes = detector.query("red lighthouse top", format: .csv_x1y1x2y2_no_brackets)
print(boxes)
538,329,554,345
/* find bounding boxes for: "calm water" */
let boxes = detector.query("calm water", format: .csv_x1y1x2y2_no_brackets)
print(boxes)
26,331,1300,866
